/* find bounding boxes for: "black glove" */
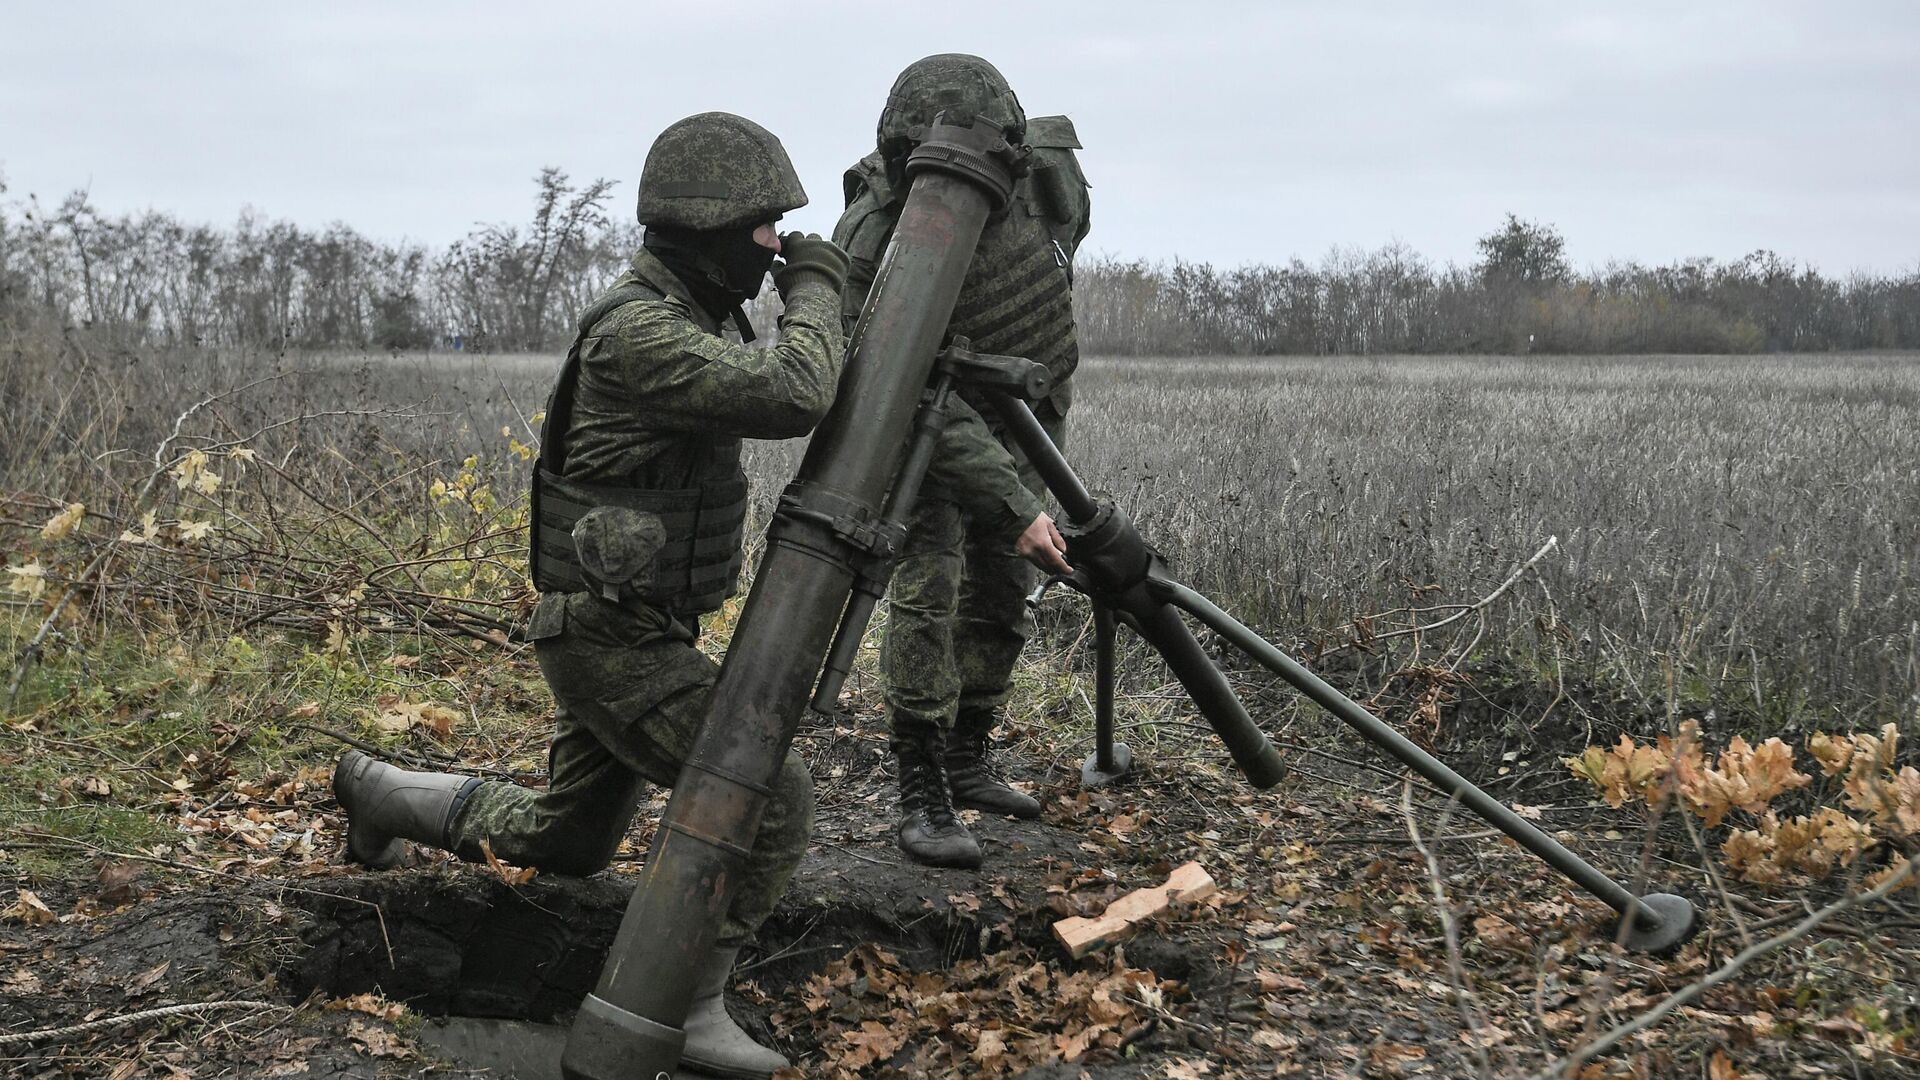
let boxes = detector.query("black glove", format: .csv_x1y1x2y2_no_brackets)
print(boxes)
773,232,850,299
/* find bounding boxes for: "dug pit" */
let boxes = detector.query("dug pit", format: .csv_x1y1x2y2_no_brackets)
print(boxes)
280,816,1182,1077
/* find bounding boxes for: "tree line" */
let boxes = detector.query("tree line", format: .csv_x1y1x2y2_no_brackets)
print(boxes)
1076,216,1920,355
3,167,1916,355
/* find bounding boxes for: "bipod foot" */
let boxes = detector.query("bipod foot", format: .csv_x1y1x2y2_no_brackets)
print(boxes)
1080,743,1134,789
1612,892,1699,955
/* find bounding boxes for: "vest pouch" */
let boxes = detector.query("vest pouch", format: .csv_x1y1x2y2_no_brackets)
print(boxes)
573,506,667,603
532,467,748,616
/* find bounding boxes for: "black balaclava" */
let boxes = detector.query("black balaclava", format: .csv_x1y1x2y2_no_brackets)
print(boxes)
643,224,776,342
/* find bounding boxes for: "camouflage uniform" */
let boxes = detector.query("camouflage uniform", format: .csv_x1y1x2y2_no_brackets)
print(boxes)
448,247,842,944
833,114,1092,783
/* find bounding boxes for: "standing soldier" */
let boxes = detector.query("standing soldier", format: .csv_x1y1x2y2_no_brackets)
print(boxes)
332,112,849,1079
833,55,1091,869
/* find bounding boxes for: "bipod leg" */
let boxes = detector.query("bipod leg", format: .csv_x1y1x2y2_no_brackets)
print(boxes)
811,372,957,714
1146,577,1698,954
983,389,1286,789
1081,602,1133,788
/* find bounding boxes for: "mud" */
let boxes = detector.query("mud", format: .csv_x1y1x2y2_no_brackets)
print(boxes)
286,815,1084,1021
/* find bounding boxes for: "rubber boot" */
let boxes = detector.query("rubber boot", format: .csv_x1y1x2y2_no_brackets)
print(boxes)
946,713,1042,819
680,945,790,1079
892,725,982,869
332,751,479,869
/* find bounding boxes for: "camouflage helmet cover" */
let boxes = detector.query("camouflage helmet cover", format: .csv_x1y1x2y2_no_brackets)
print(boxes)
876,53,1027,154
637,112,808,230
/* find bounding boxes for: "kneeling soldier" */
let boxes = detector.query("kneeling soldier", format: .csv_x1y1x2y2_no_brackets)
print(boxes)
333,111,849,1079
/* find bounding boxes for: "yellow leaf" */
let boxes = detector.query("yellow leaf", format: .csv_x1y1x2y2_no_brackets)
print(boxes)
119,510,161,545
1893,767,1920,837
1867,856,1920,894
1809,731,1852,777
372,700,461,739
176,519,215,543
40,502,85,540
1722,827,1778,883
192,469,223,496
1566,746,1611,790
5,561,47,600
170,449,210,489
1684,736,1810,829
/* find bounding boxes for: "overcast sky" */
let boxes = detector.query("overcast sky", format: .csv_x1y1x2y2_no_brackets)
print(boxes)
3,1,1915,274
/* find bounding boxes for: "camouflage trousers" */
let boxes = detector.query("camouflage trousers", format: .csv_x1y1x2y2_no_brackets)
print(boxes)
448,592,813,946
881,410,1066,738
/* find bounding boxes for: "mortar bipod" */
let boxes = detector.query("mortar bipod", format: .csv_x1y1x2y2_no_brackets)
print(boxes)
986,389,1699,955
1027,575,1131,787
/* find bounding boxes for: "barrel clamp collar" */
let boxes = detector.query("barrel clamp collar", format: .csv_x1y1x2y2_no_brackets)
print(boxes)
935,336,1054,401
776,482,907,561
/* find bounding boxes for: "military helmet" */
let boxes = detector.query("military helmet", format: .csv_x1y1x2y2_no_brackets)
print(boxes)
637,112,807,231
876,53,1027,155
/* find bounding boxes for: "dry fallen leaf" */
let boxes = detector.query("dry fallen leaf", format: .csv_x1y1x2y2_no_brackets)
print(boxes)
3,889,56,926
96,860,143,906
479,838,536,886
128,960,172,994
326,993,409,1023
373,700,462,739
5,967,43,994
346,1018,412,1059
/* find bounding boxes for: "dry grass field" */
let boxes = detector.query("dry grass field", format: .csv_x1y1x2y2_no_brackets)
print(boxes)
4,340,1918,1078
1070,354,1920,725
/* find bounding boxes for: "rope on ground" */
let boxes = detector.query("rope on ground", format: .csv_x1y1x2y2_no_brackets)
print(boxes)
0,1000,287,1047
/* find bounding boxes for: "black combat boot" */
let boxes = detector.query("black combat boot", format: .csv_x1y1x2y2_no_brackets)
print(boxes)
946,712,1042,819
892,726,982,869
680,945,790,1079
332,751,480,869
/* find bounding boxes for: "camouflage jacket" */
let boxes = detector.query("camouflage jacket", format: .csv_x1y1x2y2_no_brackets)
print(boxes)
532,247,844,614
832,116,1091,541
559,247,844,485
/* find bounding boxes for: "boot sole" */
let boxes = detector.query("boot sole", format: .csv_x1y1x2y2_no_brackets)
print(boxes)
951,792,1042,819
679,1053,785,1080
897,839,984,870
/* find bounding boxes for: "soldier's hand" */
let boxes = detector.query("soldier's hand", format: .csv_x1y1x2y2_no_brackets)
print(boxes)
773,232,850,298
1015,513,1072,575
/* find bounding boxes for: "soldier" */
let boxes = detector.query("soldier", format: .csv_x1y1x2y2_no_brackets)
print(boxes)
332,112,849,1079
833,55,1091,869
